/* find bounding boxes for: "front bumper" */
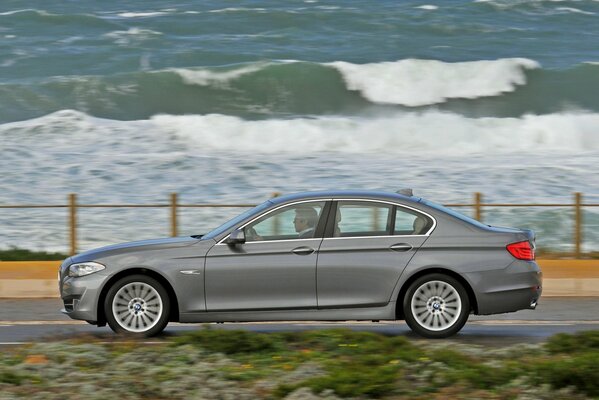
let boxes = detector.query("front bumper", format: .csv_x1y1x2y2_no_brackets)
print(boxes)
468,260,543,315
59,265,107,322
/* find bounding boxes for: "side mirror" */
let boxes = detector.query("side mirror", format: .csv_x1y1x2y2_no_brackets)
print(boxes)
226,228,246,245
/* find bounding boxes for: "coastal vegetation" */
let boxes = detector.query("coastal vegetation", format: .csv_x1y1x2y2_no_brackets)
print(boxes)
0,329,597,399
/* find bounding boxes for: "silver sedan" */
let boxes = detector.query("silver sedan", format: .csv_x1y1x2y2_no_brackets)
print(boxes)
59,190,542,338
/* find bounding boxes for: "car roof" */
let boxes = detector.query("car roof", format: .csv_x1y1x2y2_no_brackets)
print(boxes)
269,190,422,205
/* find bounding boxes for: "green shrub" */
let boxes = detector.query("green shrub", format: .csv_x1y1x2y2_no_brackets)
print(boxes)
277,365,399,398
0,370,25,385
172,326,282,354
545,331,599,354
535,352,599,397
0,247,68,261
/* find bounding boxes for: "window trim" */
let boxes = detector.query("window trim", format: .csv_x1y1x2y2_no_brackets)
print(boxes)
324,198,436,239
216,199,333,245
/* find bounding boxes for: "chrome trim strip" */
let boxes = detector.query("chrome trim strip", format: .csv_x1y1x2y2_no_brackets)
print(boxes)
233,238,322,245
332,198,437,236
180,270,202,275
323,234,429,240
216,197,437,245
216,199,332,245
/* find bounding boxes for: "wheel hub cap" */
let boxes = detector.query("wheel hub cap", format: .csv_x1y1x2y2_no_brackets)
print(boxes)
411,280,462,332
112,282,163,333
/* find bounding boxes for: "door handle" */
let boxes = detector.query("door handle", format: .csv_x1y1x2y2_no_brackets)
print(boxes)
292,246,315,255
389,243,413,252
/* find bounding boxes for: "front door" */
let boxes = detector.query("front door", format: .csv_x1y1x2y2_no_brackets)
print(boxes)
205,200,328,311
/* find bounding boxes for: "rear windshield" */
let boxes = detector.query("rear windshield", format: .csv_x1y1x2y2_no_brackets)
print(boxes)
419,199,489,229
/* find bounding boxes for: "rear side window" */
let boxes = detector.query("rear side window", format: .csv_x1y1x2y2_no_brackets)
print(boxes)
333,201,393,237
394,207,432,235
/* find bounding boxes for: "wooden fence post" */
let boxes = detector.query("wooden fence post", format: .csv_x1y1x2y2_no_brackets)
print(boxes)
474,192,483,222
575,192,582,258
170,193,178,237
69,193,77,255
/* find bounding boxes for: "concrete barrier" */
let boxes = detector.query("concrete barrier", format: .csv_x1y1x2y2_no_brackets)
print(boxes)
0,260,597,298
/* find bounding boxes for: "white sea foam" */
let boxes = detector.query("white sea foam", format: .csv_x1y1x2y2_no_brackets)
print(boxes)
328,58,540,106
416,5,439,10
208,8,267,13
117,11,168,18
0,8,39,16
172,64,268,86
3,110,596,155
555,7,595,15
149,111,598,154
103,28,162,46
104,28,162,37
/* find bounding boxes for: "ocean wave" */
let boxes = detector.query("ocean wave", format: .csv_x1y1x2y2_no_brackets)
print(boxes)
4,60,599,123
0,8,119,28
172,58,542,107
152,112,599,154
328,58,540,106
3,110,596,155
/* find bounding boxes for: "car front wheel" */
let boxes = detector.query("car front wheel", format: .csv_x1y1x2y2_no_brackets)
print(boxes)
104,274,170,337
403,273,470,338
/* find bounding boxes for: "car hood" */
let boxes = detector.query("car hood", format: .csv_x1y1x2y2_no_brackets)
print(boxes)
70,236,203,263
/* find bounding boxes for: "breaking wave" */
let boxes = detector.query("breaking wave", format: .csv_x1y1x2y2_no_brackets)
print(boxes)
2,110,597,155
4,59,599,123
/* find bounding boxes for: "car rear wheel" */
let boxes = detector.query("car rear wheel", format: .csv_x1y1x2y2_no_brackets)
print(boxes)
403,273,470,338
104,274,170,337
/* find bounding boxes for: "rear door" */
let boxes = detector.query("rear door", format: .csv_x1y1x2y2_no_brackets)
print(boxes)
316,200,433,308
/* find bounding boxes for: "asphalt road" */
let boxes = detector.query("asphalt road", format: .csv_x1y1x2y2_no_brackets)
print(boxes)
0,298,597,347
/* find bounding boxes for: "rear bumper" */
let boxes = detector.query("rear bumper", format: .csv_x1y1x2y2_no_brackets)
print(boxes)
468,260,542,315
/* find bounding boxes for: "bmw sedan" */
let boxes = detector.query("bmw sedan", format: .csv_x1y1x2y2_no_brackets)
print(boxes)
59,190,542,338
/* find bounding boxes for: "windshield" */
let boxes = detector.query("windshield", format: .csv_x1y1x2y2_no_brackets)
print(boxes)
201,201,273,240
419,199,489,229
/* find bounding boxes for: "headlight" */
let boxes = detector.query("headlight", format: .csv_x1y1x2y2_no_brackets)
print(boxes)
68,262,106,277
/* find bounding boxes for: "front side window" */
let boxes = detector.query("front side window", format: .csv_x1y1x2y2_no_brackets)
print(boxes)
333,201,392,237
244,201,326,242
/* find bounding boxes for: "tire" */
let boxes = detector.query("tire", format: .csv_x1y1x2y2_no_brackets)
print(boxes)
403,273,470,339
104,274,170,337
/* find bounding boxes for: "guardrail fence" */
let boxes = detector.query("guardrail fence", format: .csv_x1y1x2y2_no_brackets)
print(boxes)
1,192,597,257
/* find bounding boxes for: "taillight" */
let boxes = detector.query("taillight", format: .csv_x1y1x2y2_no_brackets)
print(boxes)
506,241,535,260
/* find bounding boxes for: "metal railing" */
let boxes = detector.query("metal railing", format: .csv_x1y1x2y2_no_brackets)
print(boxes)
1,192,597,257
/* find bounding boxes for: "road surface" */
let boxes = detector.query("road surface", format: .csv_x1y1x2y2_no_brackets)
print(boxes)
0,298,597,346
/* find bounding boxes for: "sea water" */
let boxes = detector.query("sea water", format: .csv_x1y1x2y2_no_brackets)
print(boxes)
0,0,598,252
